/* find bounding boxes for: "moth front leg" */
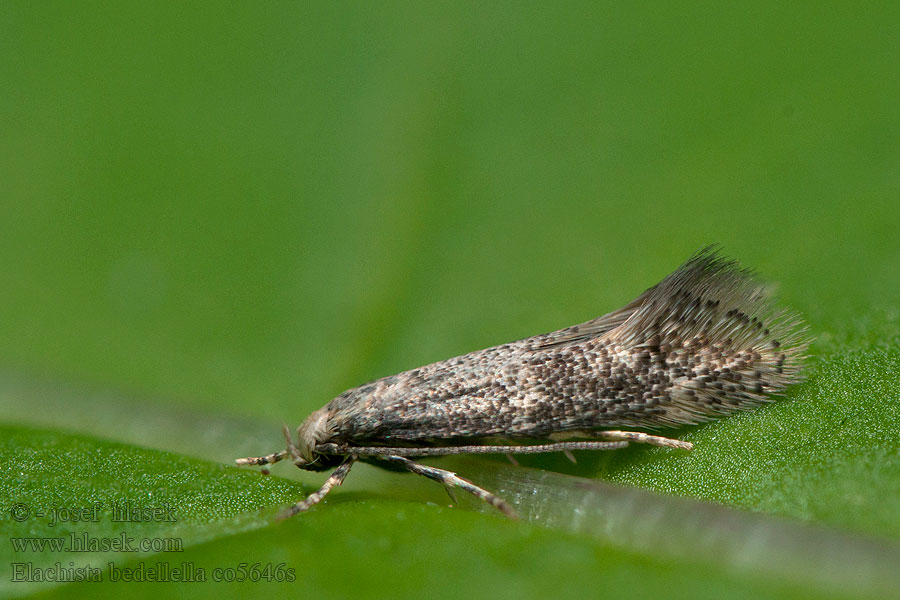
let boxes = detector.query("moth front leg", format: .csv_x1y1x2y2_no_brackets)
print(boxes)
276,456,358,520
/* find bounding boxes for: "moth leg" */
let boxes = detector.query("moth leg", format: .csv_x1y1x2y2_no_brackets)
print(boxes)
595,430,693,450
276,456,357,520
443,486,459,505
377,455,517,519
235,450,289,467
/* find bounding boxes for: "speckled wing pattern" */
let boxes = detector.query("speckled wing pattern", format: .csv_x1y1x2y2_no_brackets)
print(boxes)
321,248,809,445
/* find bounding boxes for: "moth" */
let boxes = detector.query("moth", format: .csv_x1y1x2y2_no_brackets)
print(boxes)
237,248,809,518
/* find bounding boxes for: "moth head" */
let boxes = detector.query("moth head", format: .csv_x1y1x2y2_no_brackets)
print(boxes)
291,408,331,468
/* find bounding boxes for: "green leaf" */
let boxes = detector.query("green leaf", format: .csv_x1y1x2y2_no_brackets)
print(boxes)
1,424,890,600
2,1,899,598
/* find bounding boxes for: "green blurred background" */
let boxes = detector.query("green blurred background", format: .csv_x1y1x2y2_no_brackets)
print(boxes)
1,2,899,599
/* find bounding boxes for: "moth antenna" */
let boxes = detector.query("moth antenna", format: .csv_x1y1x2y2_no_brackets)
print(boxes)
282,424,304,466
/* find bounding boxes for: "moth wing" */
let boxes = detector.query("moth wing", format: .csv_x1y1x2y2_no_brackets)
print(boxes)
532,286,655,349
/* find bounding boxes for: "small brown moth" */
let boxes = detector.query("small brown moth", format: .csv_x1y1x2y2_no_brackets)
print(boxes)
237,248,809,518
